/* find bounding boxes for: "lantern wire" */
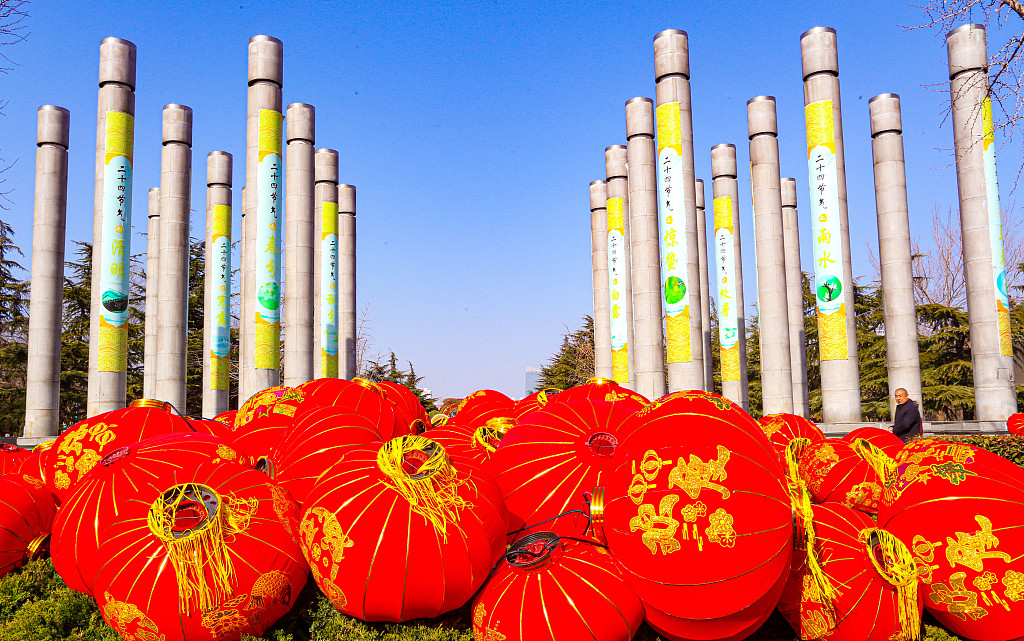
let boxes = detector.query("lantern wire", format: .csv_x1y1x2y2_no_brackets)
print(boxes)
162,401,199,433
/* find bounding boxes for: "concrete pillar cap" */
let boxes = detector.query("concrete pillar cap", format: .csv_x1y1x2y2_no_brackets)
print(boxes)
947,24,988,78
162,104,193,146
286,103,315,143
338,184,356,214
605,145,628,179
869,93,903,136
654,28,689,81
248,35,283,87
315,148,339,184
207,151,232,187
781,177,798,208
37,105,70,148
590,180,608,211
747,96,778,138
625,97,655,138
711,143,737,179
99,37,137,90
695,178,705,209
800,26,839,80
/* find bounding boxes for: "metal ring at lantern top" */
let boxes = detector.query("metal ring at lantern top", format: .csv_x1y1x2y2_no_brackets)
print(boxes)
590,487,606,544
860,528,917,589
130,398,172,410
255,456,276,479
352,378,389,399
536,388,561,406
25,533,50,561
585,377,615,386
484,416,517,433
507,531,560,569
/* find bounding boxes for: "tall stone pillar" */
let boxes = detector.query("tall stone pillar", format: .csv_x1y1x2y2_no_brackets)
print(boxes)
781,178,810,417
801,27,861,422
590,180,613,379
88,37,136,416
654,29,704,392
626,97,666,400
338,184,357,379
869,93,923,417
284,103,315,386
239,185,249,395
313,149,339,379
604,144,635,390
23,105,70,439
203,151,232,418
710,144,748,409
748,96,794,415
946,24,1017,419
695,178,713,391
143,188,160,399
243,35,284,401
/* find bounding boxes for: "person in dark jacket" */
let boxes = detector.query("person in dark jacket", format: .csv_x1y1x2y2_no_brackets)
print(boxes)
892,388,922,442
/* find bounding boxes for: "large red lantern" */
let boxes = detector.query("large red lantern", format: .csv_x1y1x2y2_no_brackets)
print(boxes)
878,439,1024,640
294,377,402,440
551,377,649,412
448,389,516,427
377,381,429,435
758,413,826,467
44,403,219,501
471,532,644,641
212,410,237,427
510,388,560,420
0,443,30,475
426,416,516,473
490,399,636,542
843,426,904,457
1007,413,1024,436
594,390,792,640
0,473,56,578
266,406,381,505
51,433,249,596
92,459,307,641
799,438,886,514
299,435,507,622
778,502,923,641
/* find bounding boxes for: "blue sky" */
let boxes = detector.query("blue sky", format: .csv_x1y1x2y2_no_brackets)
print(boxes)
2,1,1020,401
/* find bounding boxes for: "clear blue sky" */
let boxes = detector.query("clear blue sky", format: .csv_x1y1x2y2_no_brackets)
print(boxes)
2,1,1020,401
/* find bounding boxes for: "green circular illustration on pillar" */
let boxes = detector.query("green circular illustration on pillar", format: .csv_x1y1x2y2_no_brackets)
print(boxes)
817,276,842,303
257,282,280,310
664,276,686,305
101,289,129,313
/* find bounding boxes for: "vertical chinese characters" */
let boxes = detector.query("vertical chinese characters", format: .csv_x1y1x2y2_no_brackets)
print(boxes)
321,201,340,377
607,197,629,384
713,196,740,381
98,110,134,372
982,98,1012,357
255,109,283,369
656,102,691,364
210,204,231,390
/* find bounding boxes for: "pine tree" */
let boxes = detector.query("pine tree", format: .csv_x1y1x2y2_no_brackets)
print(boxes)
0,219,28,433
59,242,91,427
535,315,595,392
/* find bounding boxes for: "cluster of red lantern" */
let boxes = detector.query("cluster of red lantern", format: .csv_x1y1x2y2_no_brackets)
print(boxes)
1,378,1022,641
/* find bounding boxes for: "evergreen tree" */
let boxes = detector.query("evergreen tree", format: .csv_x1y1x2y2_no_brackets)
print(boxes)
59,242,91,427
185,238,205,415
0,219,27,433
535,315,595,391
359,350,438,413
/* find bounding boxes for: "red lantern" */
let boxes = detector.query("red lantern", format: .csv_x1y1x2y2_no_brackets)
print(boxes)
551,377,649,412
426,417,516,474
44,404,221,501
293,377,402,440
299,435,507,621
471,532,644,641
800,438,886,514
843,426,904,457
878,439,1024,640
0,473,56,578
266,406,381,505
212,410,237,427
0,443,30,475
93,458,307,641
448,389,516,428
490,399,636,542
377,381,430,435
758,413,826,467
594,390,792,640
511,388,560,420
50,433,249,596
778,502,923,641
1007,413,1024,436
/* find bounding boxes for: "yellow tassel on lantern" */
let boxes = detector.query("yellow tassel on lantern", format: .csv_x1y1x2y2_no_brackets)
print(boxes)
861,528,921,641
851,438,897,483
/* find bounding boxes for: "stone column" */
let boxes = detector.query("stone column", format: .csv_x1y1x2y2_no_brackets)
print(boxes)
23,105,70,439
626,97,667,400
203,152,232,418
88,37,136,416
239,185,249,393
605,144,635,389
243,35,283,401
946,24,1016,419
314,149,339,379
143,188,160,399
869,93,923,418
590,180,613,379
338,184,357,379
748,96,794,415
801,27,862,422
781,178,810,417
695,178,713,391
155,104,193,412
284,103,315,386
654,29,704,392
711,144,748,409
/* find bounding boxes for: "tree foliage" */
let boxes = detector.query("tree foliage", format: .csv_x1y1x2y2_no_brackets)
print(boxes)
360,350,438,413
535,315,595,392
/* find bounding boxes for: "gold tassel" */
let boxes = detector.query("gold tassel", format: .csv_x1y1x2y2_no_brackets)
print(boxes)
376,436,471,542
852,438,897,484
861,528,921,641
147,484,256,615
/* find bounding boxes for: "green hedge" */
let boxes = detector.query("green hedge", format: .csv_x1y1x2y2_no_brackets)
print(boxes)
927,433,1024,467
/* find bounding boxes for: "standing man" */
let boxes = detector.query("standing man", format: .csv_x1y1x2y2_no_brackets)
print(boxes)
892,387,922,442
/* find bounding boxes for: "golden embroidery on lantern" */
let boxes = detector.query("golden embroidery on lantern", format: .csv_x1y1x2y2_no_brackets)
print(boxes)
930,461,977,485
20,475,43,489
804,444,839,494
250,570,292,609
930,572,988,621
911,535,943,584
974,571,998,591
667,445,731,500
759,416,785,439
844,481,881,509
299,507,353,582
213,445,237,463
680,501,707,523
102,592,164,641
800,609,833,640
472,604,507,641
630,494,681,555
603,391,629,402
629,450,670,505
53,471,70,490
944,515,1010,572
1003,569,1024,601
268,483,298,536
310,563,347,609
705,508,737,548
201,594,253,639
